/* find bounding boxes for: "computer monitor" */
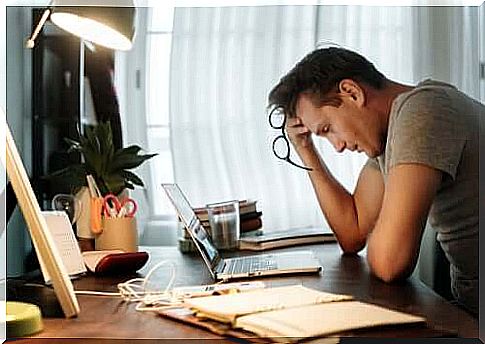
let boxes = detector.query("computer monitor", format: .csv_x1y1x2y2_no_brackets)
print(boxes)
1,109,79,318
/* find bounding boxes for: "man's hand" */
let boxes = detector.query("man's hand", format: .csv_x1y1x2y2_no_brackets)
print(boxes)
286,117,314,150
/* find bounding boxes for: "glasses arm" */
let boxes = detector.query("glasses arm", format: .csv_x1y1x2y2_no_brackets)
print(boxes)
286,159,313,171
272,135,313,171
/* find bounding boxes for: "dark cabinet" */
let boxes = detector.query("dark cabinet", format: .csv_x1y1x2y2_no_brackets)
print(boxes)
31,8,122,207
31,8,82,205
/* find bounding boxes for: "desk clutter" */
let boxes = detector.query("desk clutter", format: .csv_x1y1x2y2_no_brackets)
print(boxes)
39,210,148,280
178,199,262,253
83,174,139,252
158,284,428,343
177,198,336,253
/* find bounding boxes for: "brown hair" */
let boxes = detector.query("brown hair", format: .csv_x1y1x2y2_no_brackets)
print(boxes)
268,47,386,117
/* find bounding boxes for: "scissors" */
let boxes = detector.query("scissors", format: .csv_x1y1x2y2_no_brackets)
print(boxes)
102,194,138,218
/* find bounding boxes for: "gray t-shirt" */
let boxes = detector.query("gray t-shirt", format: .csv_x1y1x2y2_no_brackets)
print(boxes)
367,79,482,314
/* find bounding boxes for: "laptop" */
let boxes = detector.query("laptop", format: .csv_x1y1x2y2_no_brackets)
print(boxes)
162,183,322,281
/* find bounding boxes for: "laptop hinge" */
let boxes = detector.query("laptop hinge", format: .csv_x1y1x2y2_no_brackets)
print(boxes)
214,259,226,274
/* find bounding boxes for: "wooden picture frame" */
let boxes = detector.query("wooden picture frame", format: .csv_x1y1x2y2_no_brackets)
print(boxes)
1,108,79,318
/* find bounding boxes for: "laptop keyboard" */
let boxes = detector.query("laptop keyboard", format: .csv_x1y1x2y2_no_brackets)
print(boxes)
226,256,277,275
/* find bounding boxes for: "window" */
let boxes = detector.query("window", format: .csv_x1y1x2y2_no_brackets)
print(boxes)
145,6,175,218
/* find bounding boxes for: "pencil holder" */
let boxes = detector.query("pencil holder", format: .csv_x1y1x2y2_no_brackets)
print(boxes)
95,216,138,252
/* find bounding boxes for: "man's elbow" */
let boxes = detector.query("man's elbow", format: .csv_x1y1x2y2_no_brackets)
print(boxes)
372,265,407,283
339,238,366,255
367,252,412,283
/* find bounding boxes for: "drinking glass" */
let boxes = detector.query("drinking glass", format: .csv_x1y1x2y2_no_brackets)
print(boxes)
206,200,240,250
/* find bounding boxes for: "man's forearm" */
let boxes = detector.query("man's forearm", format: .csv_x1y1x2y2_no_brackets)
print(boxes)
298,147,367,253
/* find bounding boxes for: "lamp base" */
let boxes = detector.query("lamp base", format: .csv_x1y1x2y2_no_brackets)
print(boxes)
6,278,64,318
4,301,44,338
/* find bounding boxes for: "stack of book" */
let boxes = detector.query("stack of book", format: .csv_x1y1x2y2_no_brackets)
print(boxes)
238,227,336,251
178,200,262,253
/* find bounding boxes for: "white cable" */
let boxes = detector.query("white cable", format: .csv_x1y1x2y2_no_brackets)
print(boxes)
74,290,120,297
75,260,181,312
119,260,181,312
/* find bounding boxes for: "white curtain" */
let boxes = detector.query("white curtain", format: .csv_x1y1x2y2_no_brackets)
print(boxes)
411,6,481,100
170,6,326,231
169,5,482,232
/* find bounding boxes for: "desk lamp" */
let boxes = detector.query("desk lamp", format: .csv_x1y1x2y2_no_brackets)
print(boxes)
3,1,136,337
27,0,136,51
26,0,136,136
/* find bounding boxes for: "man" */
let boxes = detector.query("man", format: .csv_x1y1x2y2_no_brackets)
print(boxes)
268,47,481,316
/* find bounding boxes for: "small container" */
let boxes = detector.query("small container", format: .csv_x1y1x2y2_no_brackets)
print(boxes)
95,216,138,252
207,200,240,250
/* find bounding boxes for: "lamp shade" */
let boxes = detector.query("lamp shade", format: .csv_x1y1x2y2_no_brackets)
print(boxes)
50,0,136,51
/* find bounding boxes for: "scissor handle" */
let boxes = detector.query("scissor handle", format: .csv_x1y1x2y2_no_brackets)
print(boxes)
102,194,122,217
120,198,138,217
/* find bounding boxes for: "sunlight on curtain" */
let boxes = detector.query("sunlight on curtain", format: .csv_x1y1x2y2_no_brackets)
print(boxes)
316,6,415,85
170,6,325,231
412,6,481,99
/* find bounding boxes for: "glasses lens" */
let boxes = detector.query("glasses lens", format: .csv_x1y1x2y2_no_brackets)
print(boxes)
273,136,290,159
269,110,285,129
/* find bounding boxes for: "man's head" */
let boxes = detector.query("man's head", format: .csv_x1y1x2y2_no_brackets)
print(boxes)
268,47,389,157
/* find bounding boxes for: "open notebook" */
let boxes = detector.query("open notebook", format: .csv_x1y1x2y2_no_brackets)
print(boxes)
182,285,426,342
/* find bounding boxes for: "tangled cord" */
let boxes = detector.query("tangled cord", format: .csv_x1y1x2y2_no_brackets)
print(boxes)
75,260,183,312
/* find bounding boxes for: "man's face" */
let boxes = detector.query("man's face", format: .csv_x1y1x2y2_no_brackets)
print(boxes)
295,93,384,158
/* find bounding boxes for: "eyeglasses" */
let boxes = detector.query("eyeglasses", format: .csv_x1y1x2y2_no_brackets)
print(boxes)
268,108,313,171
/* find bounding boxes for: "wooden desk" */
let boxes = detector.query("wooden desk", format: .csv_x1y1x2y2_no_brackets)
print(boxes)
13,243,478,342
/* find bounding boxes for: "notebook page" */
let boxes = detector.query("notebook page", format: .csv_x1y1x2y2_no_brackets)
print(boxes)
236,301,426,341
82,250,124,272
184,285,353,323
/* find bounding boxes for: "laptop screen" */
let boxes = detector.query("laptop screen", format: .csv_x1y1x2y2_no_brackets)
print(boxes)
162,184,220,269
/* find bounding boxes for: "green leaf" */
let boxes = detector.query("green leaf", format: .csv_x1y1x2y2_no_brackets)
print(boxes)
98,122,114,174
49,164,86,177
113,145,142,160
103,174,126,196
109,153,158,172
45,121,157,196
47,164,88,190
124,182,135,190
121,170,144,187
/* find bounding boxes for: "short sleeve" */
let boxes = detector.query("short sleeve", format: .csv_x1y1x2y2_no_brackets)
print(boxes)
364,157,380,171
388,89,466,180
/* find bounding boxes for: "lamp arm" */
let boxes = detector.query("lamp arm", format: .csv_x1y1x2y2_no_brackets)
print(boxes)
26,1,54,49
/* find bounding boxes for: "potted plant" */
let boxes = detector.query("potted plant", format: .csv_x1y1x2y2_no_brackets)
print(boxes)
47,122,157,249
49,121,157,196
